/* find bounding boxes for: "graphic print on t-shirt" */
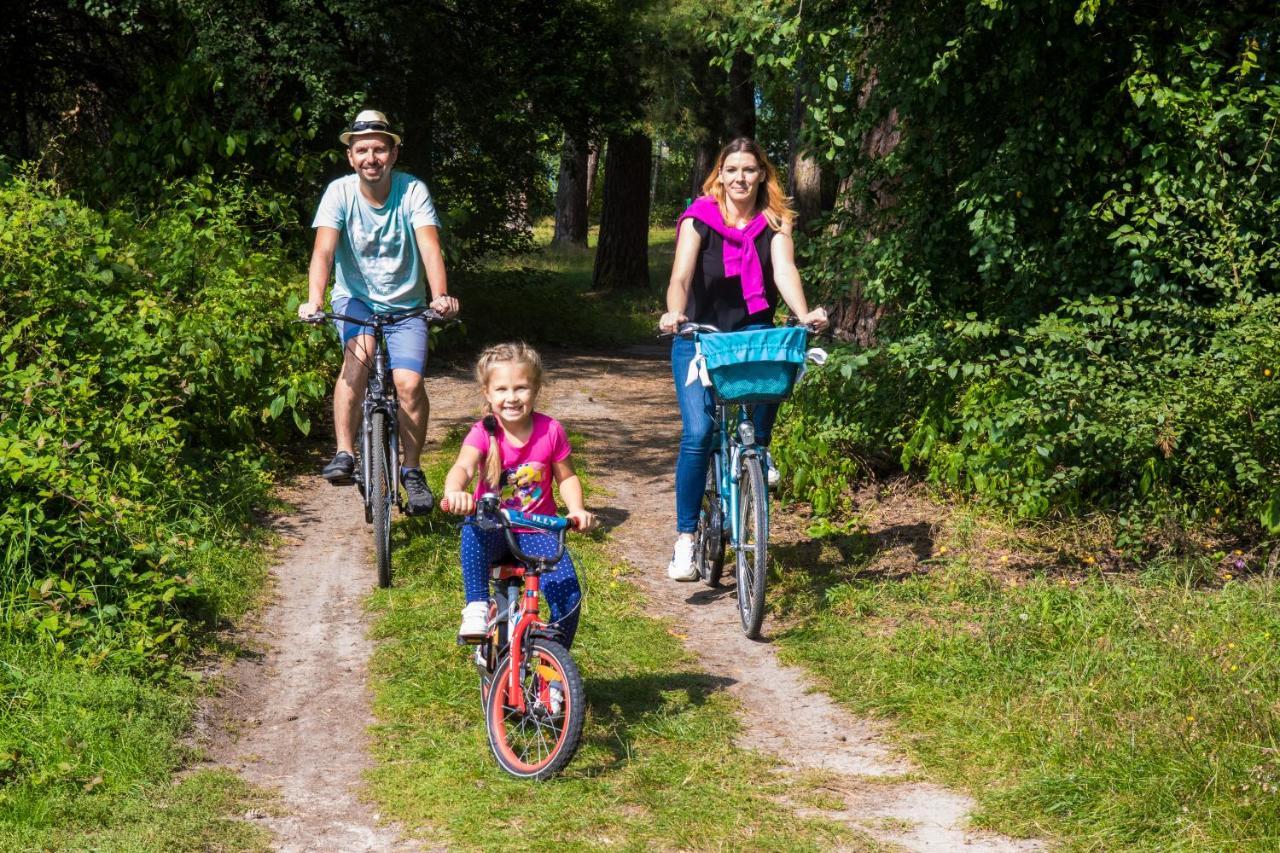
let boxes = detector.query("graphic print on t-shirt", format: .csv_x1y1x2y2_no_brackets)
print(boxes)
500,461,547,512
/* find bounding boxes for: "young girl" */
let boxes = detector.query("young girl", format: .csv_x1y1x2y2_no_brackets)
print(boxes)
441,342,597,642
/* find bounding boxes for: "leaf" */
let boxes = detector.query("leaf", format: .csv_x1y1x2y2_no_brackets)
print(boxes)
1259,493,1280,534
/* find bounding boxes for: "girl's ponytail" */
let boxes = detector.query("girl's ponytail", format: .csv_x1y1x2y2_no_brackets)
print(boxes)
481,414,502,492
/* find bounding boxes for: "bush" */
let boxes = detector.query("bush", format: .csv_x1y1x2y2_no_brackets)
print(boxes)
0,171,328,676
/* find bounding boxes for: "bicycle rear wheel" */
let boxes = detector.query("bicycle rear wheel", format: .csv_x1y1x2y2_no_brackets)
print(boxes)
485,638,585,780
735,454,769,639
370,410,393,588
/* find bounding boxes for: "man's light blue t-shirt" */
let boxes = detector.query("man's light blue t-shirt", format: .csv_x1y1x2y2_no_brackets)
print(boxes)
311,171,441,310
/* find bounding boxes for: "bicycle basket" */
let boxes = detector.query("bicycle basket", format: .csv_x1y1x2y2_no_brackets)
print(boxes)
696,326,808,403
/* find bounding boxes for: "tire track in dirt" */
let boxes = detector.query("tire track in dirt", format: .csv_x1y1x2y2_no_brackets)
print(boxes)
427,346,1042,852
194,476,428,853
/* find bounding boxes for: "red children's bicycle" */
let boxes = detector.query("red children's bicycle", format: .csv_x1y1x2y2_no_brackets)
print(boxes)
454,494,586,780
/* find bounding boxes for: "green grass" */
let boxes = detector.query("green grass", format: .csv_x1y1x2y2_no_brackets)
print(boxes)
769,514,1280,850
364,440,865,851
436,223,673,352
0,539,275,851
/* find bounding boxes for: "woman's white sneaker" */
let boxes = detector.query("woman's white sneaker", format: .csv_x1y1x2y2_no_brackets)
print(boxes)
667,536,698,581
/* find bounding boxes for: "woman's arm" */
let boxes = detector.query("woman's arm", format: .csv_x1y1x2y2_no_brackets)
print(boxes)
441,444,484,515
551,457,598,531
771,223,829,331
660,218,702,333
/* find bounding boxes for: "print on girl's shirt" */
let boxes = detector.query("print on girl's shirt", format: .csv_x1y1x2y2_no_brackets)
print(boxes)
500,461,547,512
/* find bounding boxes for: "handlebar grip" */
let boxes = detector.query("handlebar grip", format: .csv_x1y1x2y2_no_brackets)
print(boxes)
440,497,451,512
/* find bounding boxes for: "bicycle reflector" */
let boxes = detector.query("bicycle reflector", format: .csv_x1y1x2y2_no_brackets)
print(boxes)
738,421,756,445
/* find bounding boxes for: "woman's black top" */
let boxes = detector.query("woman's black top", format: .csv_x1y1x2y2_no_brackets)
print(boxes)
685,219,780,332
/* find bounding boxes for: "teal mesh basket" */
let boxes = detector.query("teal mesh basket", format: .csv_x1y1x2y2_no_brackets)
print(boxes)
696,326,808,403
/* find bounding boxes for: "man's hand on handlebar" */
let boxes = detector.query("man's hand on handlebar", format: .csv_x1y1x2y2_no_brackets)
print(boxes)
441,492,476,516
297,301,324,322
430,294,460,319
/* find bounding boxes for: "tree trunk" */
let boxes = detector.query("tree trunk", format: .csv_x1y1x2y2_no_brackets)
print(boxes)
725,49,756,141
585,140,601,210
686,48,725,201
593,130,652,290
788,81,821,230
552,133,589,248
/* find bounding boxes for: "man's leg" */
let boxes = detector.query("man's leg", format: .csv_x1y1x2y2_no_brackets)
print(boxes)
335,336,375,452
386,315,434,513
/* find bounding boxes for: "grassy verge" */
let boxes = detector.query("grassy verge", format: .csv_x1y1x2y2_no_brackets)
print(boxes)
364,438,865,851
0,539,275,852
435,223,672,353
770,497,1280,850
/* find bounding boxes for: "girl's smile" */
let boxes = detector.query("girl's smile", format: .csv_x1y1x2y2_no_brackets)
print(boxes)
484,363,538,430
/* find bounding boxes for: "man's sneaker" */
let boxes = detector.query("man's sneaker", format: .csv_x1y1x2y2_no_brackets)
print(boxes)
401,467,435,515
458,601,488,639
321,451,355,483
667,536,698,581
765,454,781,490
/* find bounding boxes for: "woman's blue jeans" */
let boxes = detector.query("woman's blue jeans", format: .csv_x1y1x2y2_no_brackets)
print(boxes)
671,331,778,534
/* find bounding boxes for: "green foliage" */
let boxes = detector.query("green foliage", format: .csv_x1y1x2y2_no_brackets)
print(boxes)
0,172,328,680
735,1,1280,532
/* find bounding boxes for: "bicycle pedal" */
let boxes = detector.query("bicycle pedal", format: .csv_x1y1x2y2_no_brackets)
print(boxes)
457,634,486,646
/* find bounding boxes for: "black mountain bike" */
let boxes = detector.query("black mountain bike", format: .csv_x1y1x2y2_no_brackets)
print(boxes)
303,306,445,587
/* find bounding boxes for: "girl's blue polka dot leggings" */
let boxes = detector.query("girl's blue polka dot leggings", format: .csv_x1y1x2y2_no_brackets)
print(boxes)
460,521,581,648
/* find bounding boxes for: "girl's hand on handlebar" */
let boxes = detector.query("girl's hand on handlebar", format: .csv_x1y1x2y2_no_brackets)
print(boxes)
566,510,598,532
440,492,475,515
800,307,829,333
659,311,688,334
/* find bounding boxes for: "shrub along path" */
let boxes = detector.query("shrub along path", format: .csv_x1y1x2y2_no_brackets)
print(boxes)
422,346,1040,851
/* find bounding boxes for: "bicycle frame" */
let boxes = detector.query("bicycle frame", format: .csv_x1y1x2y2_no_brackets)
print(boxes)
709,400,767,550
358,331,401,515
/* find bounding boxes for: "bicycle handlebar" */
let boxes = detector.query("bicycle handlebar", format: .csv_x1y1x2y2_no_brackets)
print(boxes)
660,316,823,339
442,494,580,570
298,306,446,326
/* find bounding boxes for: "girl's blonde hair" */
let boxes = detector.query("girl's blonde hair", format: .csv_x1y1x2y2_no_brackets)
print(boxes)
474,342,544,490
700,137,795,231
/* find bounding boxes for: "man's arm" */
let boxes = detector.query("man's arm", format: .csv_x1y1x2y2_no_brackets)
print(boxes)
299,226,339,318
413,224,458,318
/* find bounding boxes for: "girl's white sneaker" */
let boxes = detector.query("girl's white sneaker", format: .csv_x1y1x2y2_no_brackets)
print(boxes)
458,601,489,638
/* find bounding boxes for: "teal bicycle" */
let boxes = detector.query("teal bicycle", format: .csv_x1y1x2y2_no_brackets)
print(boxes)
674,322,822,638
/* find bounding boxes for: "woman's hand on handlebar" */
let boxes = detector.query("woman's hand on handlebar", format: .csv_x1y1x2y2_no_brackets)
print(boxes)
440,492,476,516
659,311,688,335
799,307,829,333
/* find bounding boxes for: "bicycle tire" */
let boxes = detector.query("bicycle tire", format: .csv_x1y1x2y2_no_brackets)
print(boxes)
370,410,393,588
696,488,725,587
735,454,769,639
485,638,585,780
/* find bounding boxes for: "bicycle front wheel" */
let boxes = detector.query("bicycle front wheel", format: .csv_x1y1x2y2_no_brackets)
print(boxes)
485,638,585,780
735,453,769,639
370,410,393,588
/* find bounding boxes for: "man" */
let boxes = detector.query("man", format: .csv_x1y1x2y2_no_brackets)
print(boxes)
298,109,459,514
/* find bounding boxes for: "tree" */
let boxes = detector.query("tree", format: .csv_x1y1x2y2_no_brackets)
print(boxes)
553,133,590,247
593,130,653,289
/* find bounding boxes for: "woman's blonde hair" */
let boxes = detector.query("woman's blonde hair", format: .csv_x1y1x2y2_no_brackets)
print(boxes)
474,342,544,490
700,137,795,231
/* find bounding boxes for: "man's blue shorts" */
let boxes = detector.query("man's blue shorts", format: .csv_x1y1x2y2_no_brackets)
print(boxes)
331,297,429,374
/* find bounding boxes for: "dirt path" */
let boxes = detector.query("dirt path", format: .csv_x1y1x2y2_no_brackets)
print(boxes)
430,347,1042,852
195,477,426,852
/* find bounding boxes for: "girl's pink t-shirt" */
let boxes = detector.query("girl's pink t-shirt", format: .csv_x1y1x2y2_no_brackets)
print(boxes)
462,412,571,517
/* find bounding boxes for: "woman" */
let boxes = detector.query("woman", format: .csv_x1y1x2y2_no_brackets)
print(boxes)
658,137,829,582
